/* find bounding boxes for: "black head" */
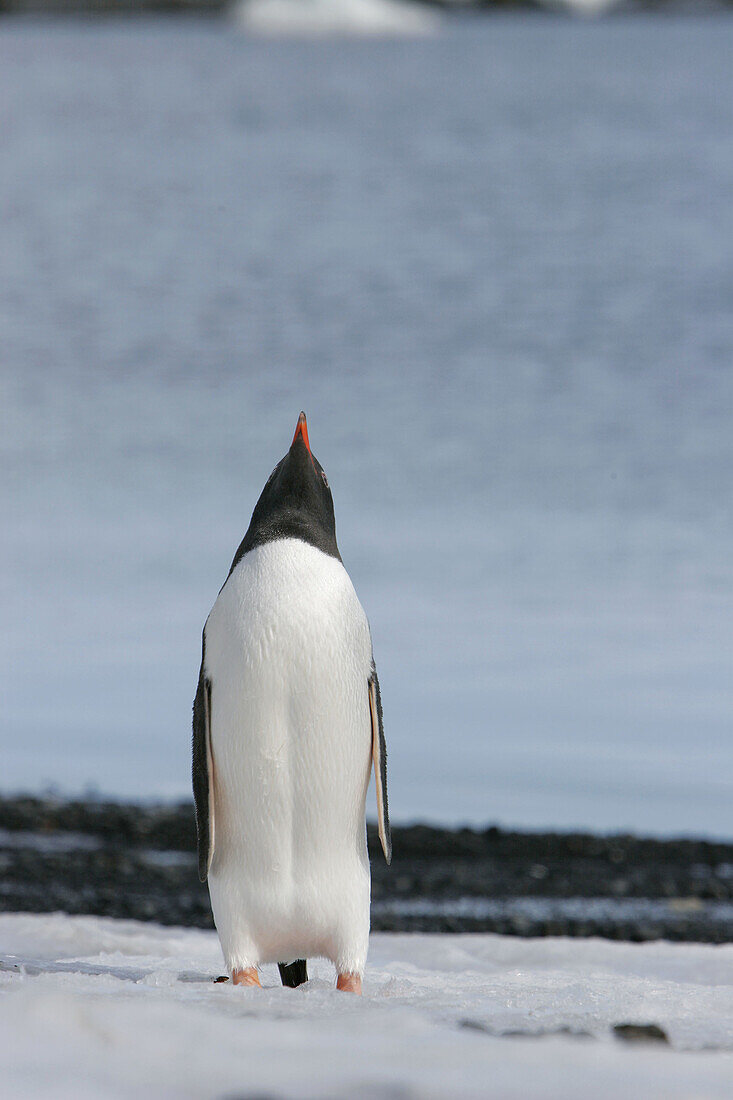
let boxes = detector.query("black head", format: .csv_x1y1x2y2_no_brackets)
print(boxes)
226,413,341,577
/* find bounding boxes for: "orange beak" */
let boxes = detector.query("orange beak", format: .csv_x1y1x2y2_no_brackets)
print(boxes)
291,411,312,454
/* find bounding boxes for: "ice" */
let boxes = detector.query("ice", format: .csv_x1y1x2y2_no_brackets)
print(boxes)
543,0,619,15
233,0,439,36
2,914,733,1098
373,894,733,930
0,828,102,854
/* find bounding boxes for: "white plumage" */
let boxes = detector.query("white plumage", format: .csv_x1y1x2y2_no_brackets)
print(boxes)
203,537,374,976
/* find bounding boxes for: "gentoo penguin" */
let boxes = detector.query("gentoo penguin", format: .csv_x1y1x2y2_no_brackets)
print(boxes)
193,412,391,995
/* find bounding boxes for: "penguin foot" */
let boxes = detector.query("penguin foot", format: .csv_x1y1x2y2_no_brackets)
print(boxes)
336,972,362,995
232,967,261,987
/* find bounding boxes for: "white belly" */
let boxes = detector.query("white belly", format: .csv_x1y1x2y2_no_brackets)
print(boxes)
204,538,374,974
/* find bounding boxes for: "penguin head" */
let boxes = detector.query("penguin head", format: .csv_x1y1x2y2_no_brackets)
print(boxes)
236,412,341,563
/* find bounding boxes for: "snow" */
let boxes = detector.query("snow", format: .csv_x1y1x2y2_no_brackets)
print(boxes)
233,0,439,37
2,914,733,1099
541,0,620,15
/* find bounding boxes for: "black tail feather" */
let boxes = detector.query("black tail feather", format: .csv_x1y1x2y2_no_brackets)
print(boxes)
278,959,308,987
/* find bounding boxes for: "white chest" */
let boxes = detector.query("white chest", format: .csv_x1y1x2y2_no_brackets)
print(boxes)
205,538,372,703
204,538,374,854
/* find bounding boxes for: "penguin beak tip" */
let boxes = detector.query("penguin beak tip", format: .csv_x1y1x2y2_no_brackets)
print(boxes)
291,412,311,454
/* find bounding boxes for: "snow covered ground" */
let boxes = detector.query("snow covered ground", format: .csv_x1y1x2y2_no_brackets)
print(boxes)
2,914,733,1099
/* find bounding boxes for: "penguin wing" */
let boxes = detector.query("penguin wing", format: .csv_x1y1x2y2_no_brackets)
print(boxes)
192,632,215,882
368,661,392,865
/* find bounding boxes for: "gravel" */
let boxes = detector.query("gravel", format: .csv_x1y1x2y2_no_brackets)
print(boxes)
1,796,732,942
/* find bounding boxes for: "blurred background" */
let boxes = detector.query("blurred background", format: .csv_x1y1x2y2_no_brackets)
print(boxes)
1,1,732,840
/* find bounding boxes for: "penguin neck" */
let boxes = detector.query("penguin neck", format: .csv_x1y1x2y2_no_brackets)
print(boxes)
226,510,341,581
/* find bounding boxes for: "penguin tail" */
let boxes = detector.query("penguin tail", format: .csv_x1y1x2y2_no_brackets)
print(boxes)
278,959,308,987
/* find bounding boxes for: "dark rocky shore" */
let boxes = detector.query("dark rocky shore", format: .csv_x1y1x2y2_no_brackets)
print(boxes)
1,795,732,943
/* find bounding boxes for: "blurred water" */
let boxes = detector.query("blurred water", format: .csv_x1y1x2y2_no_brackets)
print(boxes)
1,17,732,835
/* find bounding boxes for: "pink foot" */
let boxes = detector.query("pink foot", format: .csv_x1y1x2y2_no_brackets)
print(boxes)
232,967,261,987
336,972,362,995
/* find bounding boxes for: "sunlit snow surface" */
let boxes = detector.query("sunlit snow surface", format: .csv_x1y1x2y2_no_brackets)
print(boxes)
234,0,439,36
2,915,733,1099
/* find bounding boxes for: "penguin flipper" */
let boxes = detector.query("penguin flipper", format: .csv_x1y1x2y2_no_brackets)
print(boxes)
368,662,392,865
192,634,215,882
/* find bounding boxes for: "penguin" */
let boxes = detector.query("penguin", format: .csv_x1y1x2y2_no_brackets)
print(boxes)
192,412,391,995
